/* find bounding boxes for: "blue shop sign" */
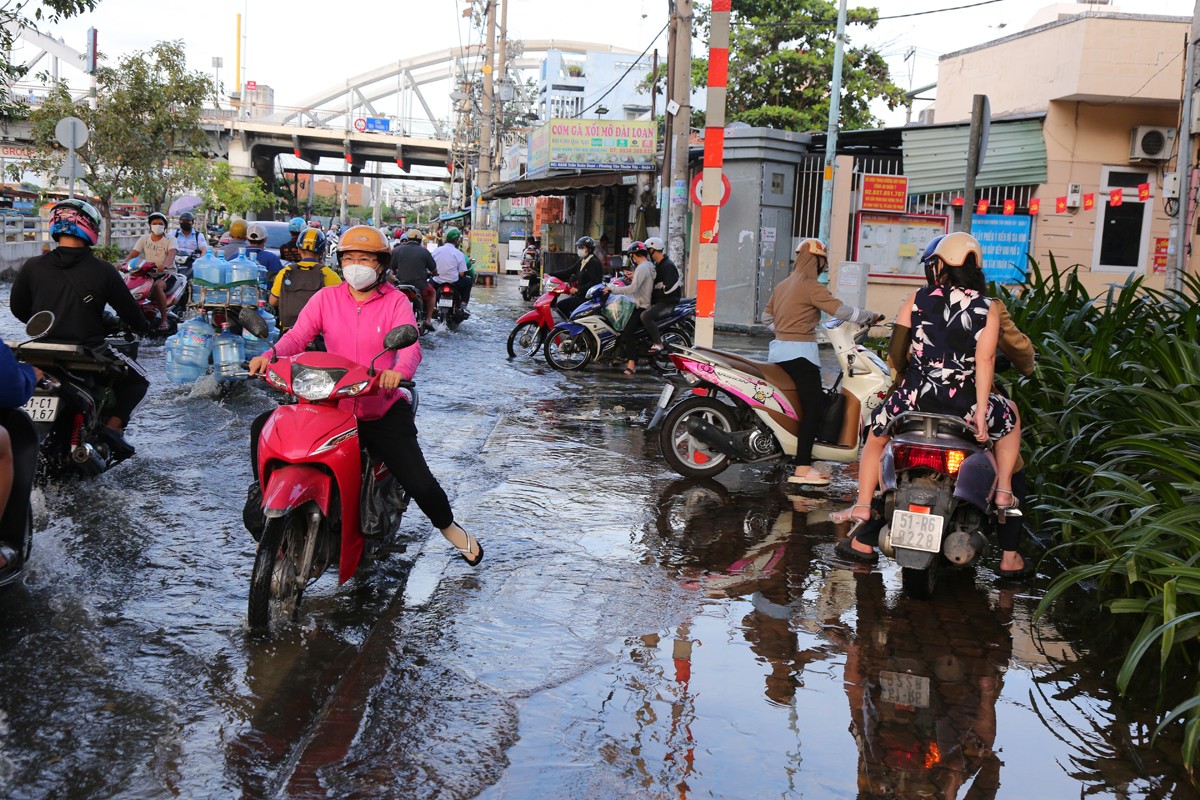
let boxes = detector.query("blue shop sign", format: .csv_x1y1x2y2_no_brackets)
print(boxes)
365,117,390,132
971,214,1031,284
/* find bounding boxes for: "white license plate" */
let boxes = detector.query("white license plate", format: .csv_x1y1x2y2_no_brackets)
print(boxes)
22,394,59,422
437,298,453,308
890,509,945,553
880,670,930,708
655,384,674,410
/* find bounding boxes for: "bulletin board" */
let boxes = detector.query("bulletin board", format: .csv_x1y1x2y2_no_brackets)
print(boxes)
854,212,949,279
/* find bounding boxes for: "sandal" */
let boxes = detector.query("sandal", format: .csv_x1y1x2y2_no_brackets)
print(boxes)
830,504,873,524
834,536,878,564
622,368,636,376
997,561,1036,581
993,488,1023,522
787,472,830,486
648,344,664,353
443,523,484,566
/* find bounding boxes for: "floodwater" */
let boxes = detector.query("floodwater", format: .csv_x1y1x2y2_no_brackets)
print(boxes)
0,276,1194,799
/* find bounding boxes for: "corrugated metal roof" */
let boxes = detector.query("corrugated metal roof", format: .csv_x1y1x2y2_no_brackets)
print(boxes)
902,119,1047,194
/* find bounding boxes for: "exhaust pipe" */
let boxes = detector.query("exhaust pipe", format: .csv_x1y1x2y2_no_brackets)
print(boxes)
70,443,106,476
684,417,746,459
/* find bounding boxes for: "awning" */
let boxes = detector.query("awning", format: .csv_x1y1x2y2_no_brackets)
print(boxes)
482,170,644,201
437,208,472,222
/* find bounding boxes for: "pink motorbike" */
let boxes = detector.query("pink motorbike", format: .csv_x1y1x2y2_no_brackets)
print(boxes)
121,257,189,335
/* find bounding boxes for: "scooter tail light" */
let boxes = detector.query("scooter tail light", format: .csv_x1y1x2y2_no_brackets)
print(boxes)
893,444,967,475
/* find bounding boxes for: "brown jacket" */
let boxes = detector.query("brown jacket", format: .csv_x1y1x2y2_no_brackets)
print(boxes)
762,248,843,342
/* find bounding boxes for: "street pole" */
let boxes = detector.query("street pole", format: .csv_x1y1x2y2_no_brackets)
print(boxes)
476,0,498,232
817,0,847,246
667,0,693,267
693,0,731,349
1173,8,1200,293
493,0,508,188
962,94,987,235
660,17,676,238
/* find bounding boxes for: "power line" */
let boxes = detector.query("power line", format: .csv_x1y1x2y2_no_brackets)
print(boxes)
574,20,670,118
731,0,1006,28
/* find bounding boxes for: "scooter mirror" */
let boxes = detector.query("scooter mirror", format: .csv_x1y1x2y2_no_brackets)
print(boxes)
383,324,419,351
24,310,54,339
237,307,270,339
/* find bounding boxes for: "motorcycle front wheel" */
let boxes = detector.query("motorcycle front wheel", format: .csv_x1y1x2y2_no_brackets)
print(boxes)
247,510,317,634
543,329,594,371
507,321,544,358
659,396,737,478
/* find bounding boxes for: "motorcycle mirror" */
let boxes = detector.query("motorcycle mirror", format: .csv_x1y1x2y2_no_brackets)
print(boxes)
384,325,419,351
24,310,54,340
237,307,270,339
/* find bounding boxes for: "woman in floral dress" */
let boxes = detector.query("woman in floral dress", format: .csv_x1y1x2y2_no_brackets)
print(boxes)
835,233,1021,565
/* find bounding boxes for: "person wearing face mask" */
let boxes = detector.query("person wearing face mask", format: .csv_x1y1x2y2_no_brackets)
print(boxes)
269,227,342,332
126,211,178,331
247,226,483,566
556,235,604,318
172,211,206,271
10,199,151,459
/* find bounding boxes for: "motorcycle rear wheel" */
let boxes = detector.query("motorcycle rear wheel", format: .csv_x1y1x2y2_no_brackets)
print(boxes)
659,396,736,478
649,329,692,375
507,321,544,358
544,329,594,371
247,510,315,634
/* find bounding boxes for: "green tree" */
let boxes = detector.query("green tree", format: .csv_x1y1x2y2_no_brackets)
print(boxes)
19,40,215,242
198,161,279,220
649,0,906,132
0,1,97,118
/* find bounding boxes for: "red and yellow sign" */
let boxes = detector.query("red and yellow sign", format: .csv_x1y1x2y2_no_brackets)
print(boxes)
1110,188,1124,207
1154,237,1170,274
976,199,990,214
1138,182,1151,201
1083,193,1094,211
1002,199,1015,215
1055,196,1067,213
1029,198,1040,215
859,174,909,213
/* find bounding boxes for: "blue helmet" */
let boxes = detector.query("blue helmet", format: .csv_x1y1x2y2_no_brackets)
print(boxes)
921,234,948,285
50,199,102,246
297,227,327,254
288,216,306,234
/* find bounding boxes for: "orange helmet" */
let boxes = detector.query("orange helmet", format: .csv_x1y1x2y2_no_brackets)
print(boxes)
336,225,390,258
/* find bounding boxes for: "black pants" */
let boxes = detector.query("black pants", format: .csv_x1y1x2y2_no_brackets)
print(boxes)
641,302,675,345
107,347,149,427
619,307,649,361
776,356,824,467
250,402,453,530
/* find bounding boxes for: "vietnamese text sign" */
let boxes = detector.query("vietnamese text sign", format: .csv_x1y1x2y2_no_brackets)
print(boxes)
859,174,909,213
855,212,948,278
365,117,390,132
470,229,500,275
970,214,1031,284
527,118,657,177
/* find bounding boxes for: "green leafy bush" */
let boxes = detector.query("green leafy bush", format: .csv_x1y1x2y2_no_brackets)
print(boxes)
93,242,125,264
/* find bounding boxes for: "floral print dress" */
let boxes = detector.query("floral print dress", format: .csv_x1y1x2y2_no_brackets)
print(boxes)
869,285,1018,439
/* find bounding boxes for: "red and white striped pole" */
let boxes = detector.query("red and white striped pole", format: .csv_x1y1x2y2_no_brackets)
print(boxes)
694,0,731,348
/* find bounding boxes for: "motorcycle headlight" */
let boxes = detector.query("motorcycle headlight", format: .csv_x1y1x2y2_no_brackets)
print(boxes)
291,366,345,401
334,379,370,397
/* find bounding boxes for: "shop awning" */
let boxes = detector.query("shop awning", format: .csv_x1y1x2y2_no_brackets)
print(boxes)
482,170,646,200
437,208,472,222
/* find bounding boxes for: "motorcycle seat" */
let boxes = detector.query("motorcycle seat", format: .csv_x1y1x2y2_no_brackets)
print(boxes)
693,347,803,418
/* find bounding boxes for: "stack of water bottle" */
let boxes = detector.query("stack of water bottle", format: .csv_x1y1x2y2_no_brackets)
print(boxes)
165,307,277,383
191,248,262,307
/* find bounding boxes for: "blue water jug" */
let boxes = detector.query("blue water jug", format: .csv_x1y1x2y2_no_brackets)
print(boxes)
229,248,258,306
242,301,279,358
164,312,214,382
212,322,246,381
192,252,223,305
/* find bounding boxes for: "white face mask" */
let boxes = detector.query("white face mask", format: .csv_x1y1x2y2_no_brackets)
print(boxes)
577,248,588,258
150,224,165,235
343,264,379,291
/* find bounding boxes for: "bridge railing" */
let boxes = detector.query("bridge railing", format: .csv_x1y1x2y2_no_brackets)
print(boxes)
200,104,444,139
1,216,150,275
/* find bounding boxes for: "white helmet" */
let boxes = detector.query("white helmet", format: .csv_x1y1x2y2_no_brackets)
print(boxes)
644,236,665,252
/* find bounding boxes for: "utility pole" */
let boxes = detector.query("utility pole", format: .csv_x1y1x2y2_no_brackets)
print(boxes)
492,0,508,187
667,0,693,266
476,0,498,231
962,94,988,235
817,0,847,245
693,0,731,349
1173,5,1200,293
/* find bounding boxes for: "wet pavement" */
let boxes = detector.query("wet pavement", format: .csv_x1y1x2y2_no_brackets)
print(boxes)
0,276,1195,799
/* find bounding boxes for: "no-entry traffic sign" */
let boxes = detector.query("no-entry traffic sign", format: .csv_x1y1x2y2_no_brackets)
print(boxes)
690,172,731,207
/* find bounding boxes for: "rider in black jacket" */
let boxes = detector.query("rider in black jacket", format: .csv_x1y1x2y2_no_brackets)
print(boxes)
389,229,438,330
557,235,604,317
9,200,151,458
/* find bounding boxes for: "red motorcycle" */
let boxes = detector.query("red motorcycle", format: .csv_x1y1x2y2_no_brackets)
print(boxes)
506,275,571,358
238,308,420,634
122,257,189,335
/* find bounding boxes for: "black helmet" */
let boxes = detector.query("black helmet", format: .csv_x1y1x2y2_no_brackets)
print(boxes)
575,236,595,251
179,211,195,222
628,240,649,256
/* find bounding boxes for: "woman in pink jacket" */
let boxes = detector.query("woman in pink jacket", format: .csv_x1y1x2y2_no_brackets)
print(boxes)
248,226,482,566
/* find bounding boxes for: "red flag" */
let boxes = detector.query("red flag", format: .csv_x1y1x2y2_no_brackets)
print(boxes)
950,196,965,207
1003,199,1016,216
1110,188,1124,207
1138,182,1151,201
1029,198,1041,215
1055,196,1067,213
1083,193,1095,211
976,198,989,214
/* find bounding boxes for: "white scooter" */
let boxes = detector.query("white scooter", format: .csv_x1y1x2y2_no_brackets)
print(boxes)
648,317,893,479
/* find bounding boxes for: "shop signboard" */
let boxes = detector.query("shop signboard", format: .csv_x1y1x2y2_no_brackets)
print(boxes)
526,118,657,177
970,214,1031,284
470,229,500,275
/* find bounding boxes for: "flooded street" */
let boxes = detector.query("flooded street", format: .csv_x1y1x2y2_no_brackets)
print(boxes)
0,276,1194,799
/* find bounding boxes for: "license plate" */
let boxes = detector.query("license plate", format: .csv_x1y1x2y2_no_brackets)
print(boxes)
437,298,453,308
880,670,930,708
22,394,59,422
890,509,945,553
655,384,674,410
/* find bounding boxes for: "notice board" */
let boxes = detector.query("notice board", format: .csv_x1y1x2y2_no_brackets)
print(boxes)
970,214,1031,284
469,229,500,275
854,212,949,279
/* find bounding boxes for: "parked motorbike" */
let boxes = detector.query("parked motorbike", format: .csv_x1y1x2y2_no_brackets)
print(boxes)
238,308,421,634
431,281,467,330
519,248,542,301
13,311,141,481
122,257,189,336
542,283,696,373
873,411,1011,599
648,316,891,479
506,275,570,358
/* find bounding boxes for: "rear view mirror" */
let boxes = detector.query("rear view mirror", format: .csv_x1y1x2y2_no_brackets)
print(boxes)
238,307,269,339
24,311,54,339
384,325,419,351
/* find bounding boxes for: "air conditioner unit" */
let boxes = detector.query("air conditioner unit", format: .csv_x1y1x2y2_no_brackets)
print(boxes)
1130,126,1175,161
